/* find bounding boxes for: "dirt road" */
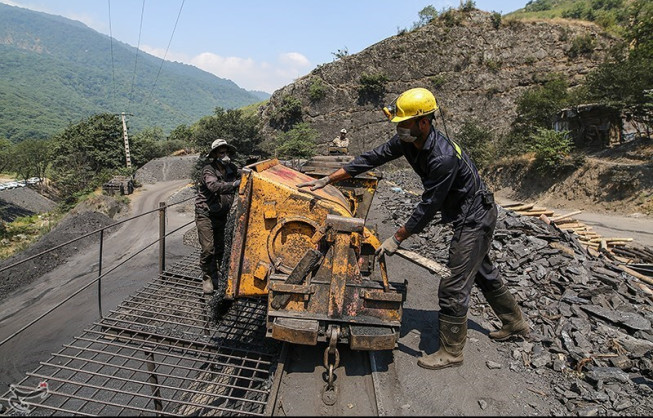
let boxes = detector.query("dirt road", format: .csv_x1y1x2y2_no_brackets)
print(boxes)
0,180,195,392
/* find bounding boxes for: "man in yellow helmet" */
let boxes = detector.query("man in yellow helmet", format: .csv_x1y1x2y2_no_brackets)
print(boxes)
297,87,529,370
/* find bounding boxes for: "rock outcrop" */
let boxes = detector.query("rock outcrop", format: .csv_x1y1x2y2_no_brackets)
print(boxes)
257,10,618,157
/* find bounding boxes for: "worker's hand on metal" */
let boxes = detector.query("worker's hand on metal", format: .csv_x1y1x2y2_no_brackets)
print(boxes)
296,176,330,191
376,236,401,257
232,180,241,189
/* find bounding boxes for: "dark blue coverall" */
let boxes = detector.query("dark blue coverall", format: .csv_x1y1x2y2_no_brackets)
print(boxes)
342,126,503,316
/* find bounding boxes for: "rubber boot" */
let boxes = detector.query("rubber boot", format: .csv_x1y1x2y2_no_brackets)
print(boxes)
202,274,215,294
484,285,529,341
417,313,467,370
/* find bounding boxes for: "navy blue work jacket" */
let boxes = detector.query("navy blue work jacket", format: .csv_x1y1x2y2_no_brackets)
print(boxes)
342,127,487,233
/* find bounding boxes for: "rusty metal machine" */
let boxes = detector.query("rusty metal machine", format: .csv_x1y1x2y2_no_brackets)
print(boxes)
221,158,405,353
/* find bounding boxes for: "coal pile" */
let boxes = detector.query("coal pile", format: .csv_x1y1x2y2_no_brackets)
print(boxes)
0,211,116,302
134,155,198,184
378,169,653,416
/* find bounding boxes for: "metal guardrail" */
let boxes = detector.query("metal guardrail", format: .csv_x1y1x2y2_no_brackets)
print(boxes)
0,257,280,416
0,196,195,348
0,193,283,416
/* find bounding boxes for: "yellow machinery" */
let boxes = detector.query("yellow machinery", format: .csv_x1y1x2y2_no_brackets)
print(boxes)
222,159,405,351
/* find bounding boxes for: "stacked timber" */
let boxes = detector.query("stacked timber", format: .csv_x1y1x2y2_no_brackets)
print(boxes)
500,202,644,264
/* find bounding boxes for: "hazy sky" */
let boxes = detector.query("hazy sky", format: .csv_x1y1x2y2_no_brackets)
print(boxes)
3,0,528,93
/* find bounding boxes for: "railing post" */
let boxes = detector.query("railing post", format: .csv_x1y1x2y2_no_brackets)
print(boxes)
98,229,104,319
159,202,166,274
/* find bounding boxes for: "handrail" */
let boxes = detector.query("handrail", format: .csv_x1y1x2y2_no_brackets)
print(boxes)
0,195,194,274
0,194,196,348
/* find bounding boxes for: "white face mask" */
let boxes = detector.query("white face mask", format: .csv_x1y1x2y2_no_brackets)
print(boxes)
397,127,417,143
220,155,231,164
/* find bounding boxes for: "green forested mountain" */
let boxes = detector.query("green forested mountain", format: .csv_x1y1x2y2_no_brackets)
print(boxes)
0,2,269,142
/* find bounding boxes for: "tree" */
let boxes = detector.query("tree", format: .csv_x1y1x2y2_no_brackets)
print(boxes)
0,138,12,173
12,138,51,181
505,75,570,154
192,107,262,163
455,121,495,170
273,123,318,159
49,113,124,199
413,5,438,29
583,0,652,136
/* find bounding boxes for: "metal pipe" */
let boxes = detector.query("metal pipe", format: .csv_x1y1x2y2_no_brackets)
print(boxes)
159,202,166,274
98,229,104,318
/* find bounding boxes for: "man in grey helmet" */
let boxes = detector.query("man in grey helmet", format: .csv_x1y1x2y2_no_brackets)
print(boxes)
195,139,241,294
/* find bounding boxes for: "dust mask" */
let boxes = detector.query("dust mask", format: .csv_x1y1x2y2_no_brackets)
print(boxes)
397,127,417,143
220,155,231,164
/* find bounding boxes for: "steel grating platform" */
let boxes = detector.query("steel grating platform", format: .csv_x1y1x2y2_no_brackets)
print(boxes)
0,251,281,416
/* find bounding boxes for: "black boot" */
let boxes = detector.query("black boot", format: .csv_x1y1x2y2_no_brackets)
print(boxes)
484,285,529,341
417,313,467,370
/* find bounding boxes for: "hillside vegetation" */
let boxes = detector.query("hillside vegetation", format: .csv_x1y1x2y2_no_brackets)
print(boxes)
0,2,268,142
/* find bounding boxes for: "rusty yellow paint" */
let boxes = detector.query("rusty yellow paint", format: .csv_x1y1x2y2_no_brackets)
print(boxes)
227,160,352,297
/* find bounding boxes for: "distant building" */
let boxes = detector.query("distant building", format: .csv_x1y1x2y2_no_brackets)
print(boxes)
554,104,623,148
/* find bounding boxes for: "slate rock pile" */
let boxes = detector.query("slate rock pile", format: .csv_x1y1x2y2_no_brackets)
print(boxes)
378,169,653,416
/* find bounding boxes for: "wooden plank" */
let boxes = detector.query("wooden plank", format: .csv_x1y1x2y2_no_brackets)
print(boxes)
589,237,633,243
619,265,653,286
508,204,534,211
395,249,451,278
551,210,582,222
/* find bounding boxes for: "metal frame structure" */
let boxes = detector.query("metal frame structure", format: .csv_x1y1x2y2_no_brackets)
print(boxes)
1,252,281,416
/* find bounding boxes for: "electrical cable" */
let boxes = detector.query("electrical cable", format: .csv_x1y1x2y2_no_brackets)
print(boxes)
145,0,186,104
107,0,116,112
127,0,146,114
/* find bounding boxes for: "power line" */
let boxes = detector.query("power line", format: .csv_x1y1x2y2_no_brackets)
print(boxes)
107,0,116,112
127,0,146,114
145,0,186,103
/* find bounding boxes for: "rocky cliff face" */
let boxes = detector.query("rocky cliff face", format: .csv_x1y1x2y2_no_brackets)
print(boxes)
257,10,618,157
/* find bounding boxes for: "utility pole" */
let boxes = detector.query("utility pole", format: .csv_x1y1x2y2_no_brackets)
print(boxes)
120,112,133,168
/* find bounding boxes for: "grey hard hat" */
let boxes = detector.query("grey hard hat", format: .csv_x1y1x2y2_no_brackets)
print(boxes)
207,139,235,157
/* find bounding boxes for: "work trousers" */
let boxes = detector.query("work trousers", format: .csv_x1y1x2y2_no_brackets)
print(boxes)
195,211,227,281
438,203,504,317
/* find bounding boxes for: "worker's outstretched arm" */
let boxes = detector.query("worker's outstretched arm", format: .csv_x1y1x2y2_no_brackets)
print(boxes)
296,168,351,191
376,226,411,257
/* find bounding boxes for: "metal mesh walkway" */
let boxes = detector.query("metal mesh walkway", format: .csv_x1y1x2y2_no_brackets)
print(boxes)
1,251,281,416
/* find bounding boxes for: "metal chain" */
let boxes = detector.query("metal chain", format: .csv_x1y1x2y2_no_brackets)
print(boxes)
322,327,340,390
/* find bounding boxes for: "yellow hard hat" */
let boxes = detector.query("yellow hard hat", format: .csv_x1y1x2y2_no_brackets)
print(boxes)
383,88,438,123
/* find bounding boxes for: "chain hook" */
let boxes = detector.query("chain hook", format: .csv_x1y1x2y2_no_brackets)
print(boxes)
321,325,341,405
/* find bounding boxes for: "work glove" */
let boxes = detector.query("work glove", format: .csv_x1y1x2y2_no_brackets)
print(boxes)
232,179,241,189
375,235,401,257
296,176,330,191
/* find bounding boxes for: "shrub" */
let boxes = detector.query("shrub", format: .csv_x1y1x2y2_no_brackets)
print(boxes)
567,34,596,58
331,47,349,60
485,58,502,73
439,9,462,27
274,123,318,159
460,0,476,12
412,5,438,30
455,121,495,170
309,79,326,102
357,73,388,106
529,128,573,173
430,75,447,90
525,0,553,12
269,96,303,131
491,12,502,29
